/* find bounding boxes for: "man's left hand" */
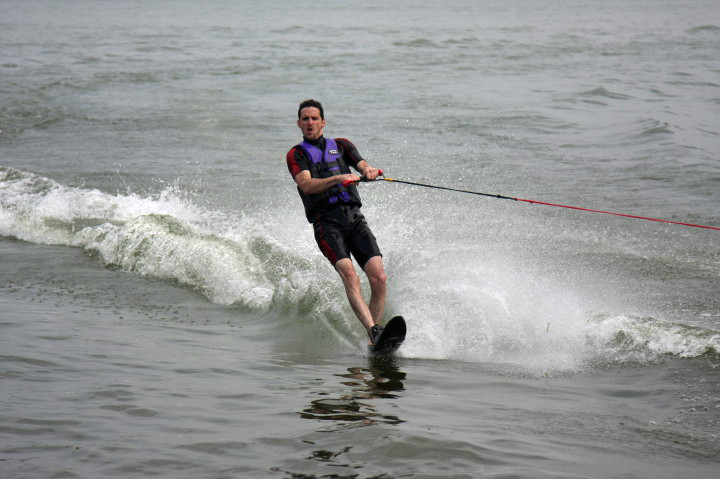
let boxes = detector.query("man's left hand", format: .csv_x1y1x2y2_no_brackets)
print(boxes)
363,167,381,181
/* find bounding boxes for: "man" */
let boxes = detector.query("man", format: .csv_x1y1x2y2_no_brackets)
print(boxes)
286,99,387,344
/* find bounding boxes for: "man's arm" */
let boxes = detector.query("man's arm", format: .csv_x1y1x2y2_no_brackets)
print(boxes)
336,138,381,181
288,147,356,194
293,170,359,195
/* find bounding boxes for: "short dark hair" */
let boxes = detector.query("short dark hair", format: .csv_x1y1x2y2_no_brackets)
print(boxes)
298,99,324,120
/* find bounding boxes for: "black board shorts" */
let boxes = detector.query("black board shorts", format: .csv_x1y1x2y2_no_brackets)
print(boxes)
312,206,382,270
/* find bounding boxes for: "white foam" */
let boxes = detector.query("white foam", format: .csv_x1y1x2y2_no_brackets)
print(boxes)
2,167,718,370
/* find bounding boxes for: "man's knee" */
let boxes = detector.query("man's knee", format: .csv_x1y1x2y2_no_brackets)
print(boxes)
335,259,360,285
364,257,387,290
369,271,387,291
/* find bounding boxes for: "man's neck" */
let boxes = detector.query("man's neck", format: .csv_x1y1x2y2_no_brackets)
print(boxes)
303,136,324,146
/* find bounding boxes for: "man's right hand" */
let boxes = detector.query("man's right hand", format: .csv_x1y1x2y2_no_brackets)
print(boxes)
340,174,361,187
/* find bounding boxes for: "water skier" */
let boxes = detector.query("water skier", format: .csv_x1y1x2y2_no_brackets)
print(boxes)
286,99,387,345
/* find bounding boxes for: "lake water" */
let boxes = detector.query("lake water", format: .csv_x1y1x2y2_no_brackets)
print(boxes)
1,0,719,477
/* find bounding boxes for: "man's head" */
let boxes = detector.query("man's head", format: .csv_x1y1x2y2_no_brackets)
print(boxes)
297,99,326,140
298,99,324,120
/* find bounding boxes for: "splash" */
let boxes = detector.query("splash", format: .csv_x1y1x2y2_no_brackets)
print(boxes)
381,211,719,372
0,167,307,309
2,166,717,370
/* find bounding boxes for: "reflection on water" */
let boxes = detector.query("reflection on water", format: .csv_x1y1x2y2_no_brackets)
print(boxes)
274,360,408,478
299,359,407,427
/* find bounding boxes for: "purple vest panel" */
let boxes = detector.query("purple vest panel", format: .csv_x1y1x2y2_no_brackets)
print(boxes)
300,138,351,204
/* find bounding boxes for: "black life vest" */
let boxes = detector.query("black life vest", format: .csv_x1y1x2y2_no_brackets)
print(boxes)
296,138,362,222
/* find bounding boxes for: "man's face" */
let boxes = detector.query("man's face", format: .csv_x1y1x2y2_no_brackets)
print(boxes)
297,107,326,140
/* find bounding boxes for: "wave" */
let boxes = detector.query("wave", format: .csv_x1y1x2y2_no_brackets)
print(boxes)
687,25,720,33
393,255,720,372
1,166,717,371
579,86,633,101
0,166,310,309
392,38,441,48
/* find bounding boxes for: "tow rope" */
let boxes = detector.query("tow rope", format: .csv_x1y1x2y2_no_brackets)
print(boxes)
343,171,719,231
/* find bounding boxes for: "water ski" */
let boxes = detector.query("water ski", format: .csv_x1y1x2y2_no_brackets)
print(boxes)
370,316,406,355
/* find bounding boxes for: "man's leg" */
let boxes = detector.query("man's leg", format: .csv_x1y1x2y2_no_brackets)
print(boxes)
334,258,375,333
363,255,387,325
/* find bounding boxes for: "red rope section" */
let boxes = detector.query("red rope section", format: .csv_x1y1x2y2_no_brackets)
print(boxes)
514,197,720,231
367,176,719,231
